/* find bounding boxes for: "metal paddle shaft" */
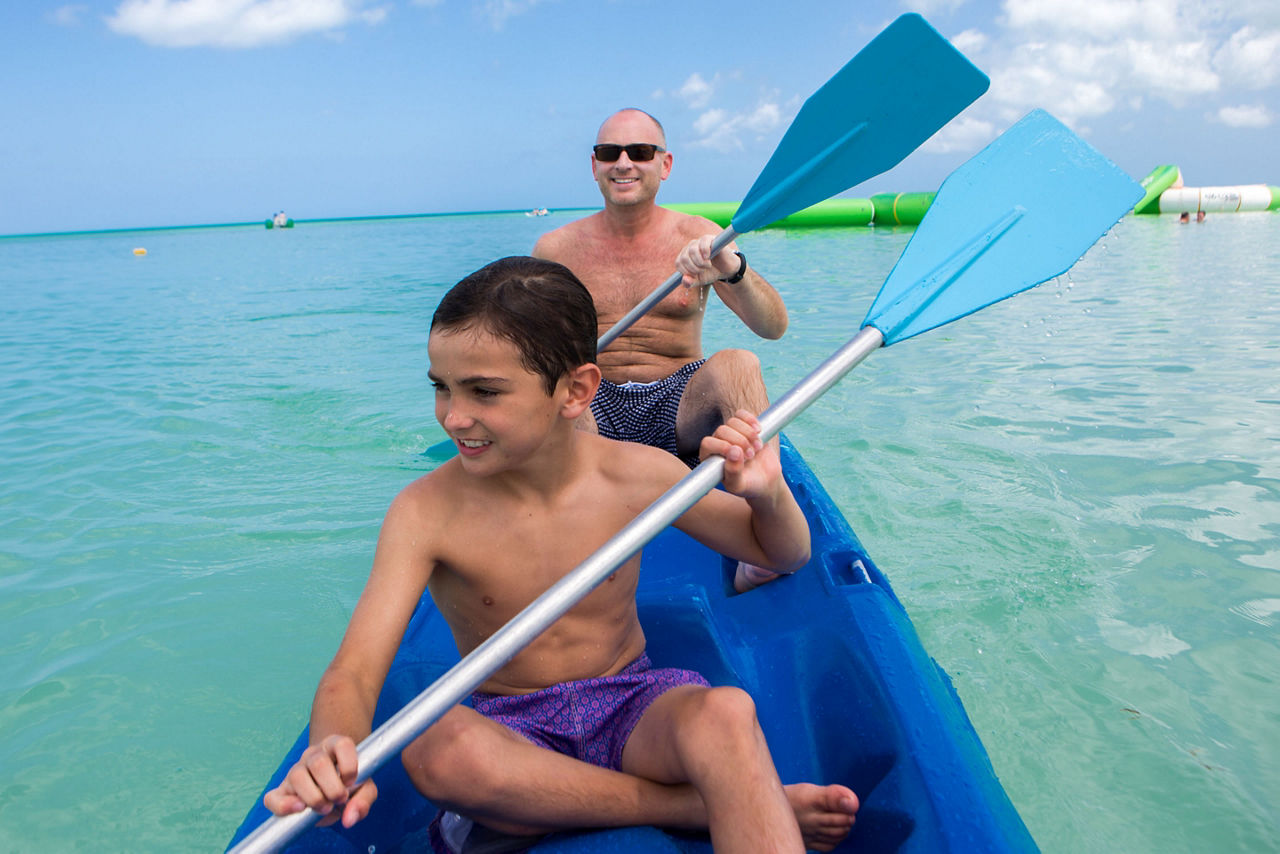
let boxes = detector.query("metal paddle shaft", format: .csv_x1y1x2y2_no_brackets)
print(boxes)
596,13,987,352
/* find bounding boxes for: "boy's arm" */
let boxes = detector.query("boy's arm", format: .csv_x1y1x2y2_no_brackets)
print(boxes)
264,484,436,827
672,411,810,573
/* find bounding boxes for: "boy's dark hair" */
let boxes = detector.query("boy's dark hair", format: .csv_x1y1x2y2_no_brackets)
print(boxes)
431,256,597,395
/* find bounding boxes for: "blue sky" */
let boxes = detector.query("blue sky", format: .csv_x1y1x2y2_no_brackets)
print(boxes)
3,0,1277,235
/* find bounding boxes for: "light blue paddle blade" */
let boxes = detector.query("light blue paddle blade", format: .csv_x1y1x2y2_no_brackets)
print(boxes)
864,109,1143,345
731,13,989,234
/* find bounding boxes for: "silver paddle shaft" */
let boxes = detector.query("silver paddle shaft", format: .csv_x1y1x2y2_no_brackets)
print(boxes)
595,227,740,352
232,323,886,854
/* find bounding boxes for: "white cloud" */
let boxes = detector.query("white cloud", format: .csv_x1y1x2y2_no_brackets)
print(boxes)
689,99,783,152
51,4,90,26
1214,104,1273,128
677,73,716,110
951,28,987,55
921,114,997,154
909,0,970,16
971,0,1280,125
1215,26,1280,89
106,0,386,48
482,0,550,30
741,101,782,135
1001,0,1186,41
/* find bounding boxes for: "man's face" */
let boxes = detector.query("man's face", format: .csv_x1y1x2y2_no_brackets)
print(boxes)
592,111,672,207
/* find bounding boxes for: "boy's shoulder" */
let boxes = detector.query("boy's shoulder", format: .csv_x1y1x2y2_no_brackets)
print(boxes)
387,462,472,523
584,431,689,488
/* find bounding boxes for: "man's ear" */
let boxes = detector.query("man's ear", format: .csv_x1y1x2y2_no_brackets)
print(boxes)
561,362,601,419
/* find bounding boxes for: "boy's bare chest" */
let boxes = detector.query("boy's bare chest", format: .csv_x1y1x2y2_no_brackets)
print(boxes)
438,493,639,592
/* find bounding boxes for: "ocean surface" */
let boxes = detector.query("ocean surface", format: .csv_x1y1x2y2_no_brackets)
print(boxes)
1,210,1276,852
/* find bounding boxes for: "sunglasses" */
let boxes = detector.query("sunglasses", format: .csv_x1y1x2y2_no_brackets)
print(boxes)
592,143,666,163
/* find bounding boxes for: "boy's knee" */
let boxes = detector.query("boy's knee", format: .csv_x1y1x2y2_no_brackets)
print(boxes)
680,685,760,744
402,712,492,801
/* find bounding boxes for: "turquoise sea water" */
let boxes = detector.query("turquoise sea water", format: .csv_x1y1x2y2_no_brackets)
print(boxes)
1,211,1276,851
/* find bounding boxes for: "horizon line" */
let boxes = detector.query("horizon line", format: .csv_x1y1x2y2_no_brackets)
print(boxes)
0,207,602,240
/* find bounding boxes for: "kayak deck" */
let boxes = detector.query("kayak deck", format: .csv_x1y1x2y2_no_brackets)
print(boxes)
228,437,1036,852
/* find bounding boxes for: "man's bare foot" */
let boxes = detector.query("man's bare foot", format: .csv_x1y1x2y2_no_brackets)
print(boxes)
784,783,859,852
734,561,789,593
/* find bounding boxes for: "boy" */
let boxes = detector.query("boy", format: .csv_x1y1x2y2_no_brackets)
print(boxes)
264,257,858,852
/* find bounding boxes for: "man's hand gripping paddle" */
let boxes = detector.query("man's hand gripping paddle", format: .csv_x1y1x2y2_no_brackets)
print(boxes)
232,109,1142,854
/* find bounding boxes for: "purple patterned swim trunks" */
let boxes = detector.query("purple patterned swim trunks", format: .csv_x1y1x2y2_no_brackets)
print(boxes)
590,360,706,469
471,653,710,771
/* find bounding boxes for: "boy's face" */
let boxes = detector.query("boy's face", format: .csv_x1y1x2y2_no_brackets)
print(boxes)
428,326,565,474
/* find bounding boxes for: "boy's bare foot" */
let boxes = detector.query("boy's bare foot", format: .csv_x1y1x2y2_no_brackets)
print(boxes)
784,783,859,852
734,561,789,593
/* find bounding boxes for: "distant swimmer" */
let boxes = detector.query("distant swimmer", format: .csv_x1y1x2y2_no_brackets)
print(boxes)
1179,211,1190,223
1196,211,1206,223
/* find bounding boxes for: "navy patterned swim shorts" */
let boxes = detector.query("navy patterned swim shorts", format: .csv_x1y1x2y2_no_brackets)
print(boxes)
471,653,710,771
590,360,706,468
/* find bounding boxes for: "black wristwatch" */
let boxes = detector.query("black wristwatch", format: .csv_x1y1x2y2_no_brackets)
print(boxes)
720,251,747,284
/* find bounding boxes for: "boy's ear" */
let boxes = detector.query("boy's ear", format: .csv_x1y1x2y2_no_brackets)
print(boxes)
560,362,601,419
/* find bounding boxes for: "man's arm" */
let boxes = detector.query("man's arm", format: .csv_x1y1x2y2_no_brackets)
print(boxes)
676,234,788,340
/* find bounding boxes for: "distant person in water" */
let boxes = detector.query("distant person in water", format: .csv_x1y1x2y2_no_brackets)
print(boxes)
533,108,791,592
1179,211,1190,223
1196,211,1206,222
262,256,858,853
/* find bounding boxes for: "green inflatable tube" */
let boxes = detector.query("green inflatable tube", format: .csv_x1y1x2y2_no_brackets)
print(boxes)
668,196,922,229
1133,165,1181,215
870,192,935,225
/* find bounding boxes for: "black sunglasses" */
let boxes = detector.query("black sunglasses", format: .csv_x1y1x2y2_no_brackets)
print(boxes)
592,143,666,163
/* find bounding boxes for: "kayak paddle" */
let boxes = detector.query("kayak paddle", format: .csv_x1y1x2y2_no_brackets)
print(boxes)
597,12,988,351
232,109,1141,853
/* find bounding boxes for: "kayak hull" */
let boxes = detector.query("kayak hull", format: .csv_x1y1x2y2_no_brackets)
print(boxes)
228,437,1036,852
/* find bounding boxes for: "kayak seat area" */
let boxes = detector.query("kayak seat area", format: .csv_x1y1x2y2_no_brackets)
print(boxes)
635,531,917,852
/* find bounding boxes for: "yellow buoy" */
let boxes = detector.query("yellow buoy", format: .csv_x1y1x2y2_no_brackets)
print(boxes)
133,247,147,256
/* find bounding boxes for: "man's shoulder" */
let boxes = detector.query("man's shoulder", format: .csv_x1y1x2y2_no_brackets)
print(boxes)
533,211,602,256
662,206,721,238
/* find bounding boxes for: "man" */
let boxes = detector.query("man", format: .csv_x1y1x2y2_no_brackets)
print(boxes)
263,257,858,853
533,108,790,592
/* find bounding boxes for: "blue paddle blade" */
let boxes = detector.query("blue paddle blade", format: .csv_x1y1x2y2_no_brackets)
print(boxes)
731,13,989,234
864,109,1143,345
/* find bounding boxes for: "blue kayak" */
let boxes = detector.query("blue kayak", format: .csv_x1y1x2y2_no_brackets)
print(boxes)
228,437,1037,852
